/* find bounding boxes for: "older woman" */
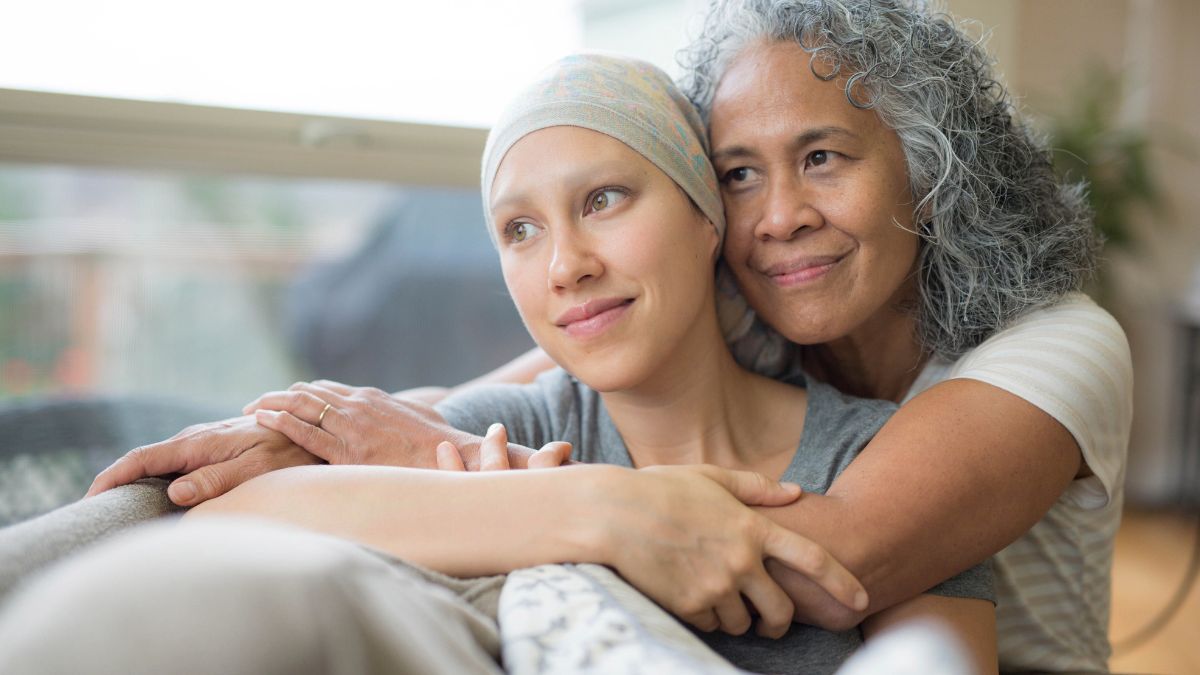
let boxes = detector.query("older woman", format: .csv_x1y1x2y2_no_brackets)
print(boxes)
675,2,1130,671
88,0,1131,672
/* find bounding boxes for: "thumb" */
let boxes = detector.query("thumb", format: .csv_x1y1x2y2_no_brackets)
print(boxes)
703,467,803,507
169,461,244,506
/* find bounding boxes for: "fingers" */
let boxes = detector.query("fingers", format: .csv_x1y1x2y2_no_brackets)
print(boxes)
168,457,256,506
528,441,572,469
763,525,869,613
699,466,803,507
678,607,721,634
169,443,324,506
87,440,189,497
479,423,510,471
436,441,467,471
310,379,355,396
712,592,753,636
255,410,341,462
740,570,797,639
242,390,343,431
289,381,351,406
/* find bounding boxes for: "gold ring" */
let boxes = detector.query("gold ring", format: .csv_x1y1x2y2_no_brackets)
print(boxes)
317,403,333,427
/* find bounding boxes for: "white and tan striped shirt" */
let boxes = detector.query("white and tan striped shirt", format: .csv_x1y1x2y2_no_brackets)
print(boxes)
904,292,1133,672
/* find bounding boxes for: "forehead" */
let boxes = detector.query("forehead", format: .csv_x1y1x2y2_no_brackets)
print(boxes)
709,40,887,142
490,126,657,206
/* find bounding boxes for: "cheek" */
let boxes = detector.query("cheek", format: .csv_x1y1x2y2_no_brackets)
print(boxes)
501,258,545,324
719,217,755,271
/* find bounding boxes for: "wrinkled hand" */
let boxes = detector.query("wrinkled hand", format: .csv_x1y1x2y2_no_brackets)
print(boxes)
600,464,868,639
244,380,481,468
435,423,573,471
86,415,322,506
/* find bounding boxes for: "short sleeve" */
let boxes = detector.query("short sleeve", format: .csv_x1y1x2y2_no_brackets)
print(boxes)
434,369,580,450
924,559,995,604
947,294,1133,509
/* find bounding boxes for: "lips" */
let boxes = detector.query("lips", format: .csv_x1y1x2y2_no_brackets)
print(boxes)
555,298,635,338
760,254,845,286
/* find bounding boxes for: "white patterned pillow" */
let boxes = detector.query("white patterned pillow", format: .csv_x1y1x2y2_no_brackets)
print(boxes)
499,563,747,675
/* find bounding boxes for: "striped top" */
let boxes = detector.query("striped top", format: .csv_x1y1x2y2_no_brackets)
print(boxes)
904,292,1133,672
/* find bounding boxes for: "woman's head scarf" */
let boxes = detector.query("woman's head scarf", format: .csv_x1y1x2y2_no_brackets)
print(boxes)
481,53,724,246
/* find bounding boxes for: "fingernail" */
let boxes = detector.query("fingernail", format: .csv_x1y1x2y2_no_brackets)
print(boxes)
487,423,504,436
169,481,197,504
854,590,869,611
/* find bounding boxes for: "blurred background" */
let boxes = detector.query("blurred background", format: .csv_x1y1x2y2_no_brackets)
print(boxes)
0,0,1197,671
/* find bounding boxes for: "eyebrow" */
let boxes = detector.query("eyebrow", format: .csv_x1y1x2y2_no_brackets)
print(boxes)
711,126,859,163
490,159,637,215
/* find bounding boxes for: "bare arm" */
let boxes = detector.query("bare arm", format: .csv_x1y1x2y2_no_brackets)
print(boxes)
189,464,601,576
757,379,1080,629
187,462,869,637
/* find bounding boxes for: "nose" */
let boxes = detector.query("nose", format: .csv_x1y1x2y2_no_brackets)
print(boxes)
547,228,603,290
755,173,824,241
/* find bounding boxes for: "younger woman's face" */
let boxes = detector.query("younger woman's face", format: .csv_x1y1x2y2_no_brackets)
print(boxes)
489,126,719,392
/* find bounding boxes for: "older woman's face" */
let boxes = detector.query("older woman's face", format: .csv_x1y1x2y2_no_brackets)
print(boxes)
709,40,920,346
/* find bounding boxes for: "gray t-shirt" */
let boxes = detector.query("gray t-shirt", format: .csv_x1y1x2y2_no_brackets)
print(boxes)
437,368,993,675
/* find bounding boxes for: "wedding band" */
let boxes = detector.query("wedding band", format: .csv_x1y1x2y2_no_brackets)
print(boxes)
317,403,333,427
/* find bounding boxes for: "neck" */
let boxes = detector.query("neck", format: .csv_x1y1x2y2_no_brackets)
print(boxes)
598,308,798,469
804,291,928,402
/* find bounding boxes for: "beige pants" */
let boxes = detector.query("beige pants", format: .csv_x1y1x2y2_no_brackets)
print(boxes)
0,517,504,675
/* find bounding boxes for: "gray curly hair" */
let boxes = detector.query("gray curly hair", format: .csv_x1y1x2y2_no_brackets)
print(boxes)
682,0,1099,358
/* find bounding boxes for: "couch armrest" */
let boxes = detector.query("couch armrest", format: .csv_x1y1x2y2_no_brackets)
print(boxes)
0,478,183,598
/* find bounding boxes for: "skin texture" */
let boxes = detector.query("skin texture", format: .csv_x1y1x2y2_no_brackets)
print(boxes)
712,40,924,402
198,126,997,666
82,40,1082,666
489,126,720,394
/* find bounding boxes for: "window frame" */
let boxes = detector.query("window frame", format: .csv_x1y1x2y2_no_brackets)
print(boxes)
0,87,487,188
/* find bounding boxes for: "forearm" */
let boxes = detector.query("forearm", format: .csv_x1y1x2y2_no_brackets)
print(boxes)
188,463,615,576
757,379,1080,628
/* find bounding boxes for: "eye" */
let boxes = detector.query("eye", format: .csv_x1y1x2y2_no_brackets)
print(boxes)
806,150,835,168
504,220,543,244
585,188,627,215
719,167,754,184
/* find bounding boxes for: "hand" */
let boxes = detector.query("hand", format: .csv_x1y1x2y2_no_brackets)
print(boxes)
435,423,572,471
244,380,484,469
86,415,322,507
598,465,868,639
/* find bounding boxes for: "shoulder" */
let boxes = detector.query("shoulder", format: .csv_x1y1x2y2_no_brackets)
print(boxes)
961,293,1129,372
435,368,586,447
946,293,1133,507
790,376,898,489
805,377,898,444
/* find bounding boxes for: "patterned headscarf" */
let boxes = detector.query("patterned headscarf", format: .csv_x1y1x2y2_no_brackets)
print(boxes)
480,53,724,246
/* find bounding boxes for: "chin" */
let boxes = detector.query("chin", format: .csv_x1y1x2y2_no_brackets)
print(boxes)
754,298,853,346
559,348,651,393
569,365,640,393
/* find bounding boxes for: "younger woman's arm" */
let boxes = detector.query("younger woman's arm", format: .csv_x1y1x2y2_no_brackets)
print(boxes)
186,462,869,638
